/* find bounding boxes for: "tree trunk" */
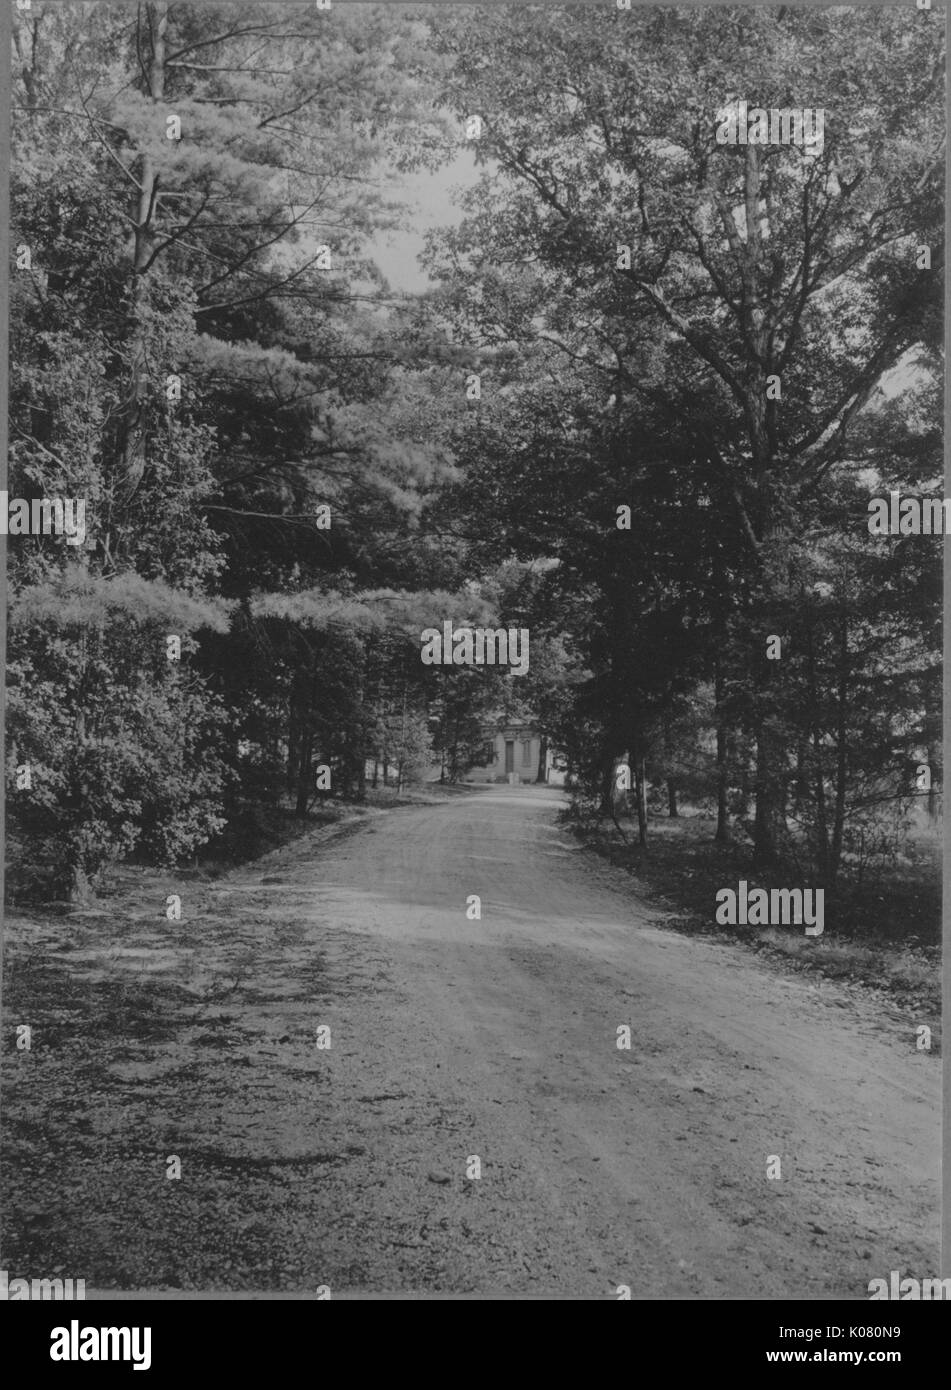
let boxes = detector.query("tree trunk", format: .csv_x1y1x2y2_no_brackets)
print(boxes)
67,864,93,907
662,712,678,817
811,726,830,883
926,743,938,822
634,751,648,847
805,618,831,883
287,701,301,793
536,735,549,783
737,752,751,819
714,661,731,842
115,3,168,519
793,734,809,816
294,729,313,818
351,742,367,802
828,611,849,887
715,732,731,842
753,723,782,865
599,749,617,817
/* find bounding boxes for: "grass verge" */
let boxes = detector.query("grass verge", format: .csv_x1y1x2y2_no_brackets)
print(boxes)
565,807,941,1027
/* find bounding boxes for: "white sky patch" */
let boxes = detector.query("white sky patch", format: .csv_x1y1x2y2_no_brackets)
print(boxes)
879,348,924,399
367,149,481,294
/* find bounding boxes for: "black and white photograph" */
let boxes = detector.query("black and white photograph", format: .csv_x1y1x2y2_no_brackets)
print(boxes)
1,0,946,1333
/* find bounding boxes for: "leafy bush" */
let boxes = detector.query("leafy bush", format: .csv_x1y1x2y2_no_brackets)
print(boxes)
7,570,231,901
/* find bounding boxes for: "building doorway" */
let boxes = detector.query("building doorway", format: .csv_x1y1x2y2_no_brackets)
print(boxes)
504,740,515,774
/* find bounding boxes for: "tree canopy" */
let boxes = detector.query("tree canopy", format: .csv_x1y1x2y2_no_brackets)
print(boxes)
7,3,943,911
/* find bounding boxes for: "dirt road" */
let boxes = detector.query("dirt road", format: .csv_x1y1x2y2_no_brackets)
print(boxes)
3,785,940,1297
219,784,940,1298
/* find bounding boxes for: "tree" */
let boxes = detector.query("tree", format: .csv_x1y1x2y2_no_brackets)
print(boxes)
6,570,230,901
423,3,943,862
8,2,456,892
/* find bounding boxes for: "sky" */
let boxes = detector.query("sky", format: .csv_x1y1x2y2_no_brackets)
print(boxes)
366,148,481,294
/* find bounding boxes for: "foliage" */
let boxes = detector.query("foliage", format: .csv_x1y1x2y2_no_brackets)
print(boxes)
7,3,943,917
